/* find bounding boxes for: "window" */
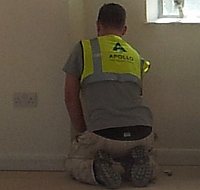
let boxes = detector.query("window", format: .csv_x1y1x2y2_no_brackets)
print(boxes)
161,0,200,18
147,0,200,23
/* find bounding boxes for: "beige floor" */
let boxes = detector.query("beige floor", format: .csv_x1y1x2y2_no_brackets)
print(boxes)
0,166,200,190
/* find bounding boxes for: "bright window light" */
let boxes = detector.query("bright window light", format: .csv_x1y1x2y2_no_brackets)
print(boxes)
147,0,200,23
161,0,200,18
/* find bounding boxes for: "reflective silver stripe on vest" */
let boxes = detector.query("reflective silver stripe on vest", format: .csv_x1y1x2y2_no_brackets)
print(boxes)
82,38,142,87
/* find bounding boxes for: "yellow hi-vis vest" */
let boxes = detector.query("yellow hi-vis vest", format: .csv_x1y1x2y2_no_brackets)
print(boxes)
81,35,150,87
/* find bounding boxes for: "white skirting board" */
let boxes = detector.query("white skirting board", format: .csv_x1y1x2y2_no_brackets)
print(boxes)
1,149,200,170
0,154,66,171
156,148,200,166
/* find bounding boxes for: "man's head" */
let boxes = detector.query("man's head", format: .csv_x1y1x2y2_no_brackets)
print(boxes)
97,3,127,36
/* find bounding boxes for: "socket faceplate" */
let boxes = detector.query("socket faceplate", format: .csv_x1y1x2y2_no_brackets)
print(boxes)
13,92,38,108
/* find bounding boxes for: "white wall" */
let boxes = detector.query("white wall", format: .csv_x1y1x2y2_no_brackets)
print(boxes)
0,0,73,170
1,0,200,170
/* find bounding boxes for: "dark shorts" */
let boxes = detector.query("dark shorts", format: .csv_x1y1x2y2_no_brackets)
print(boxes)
93,126,152,141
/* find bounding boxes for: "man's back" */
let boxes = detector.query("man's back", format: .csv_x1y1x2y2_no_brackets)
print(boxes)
63,42,153,132
81,81,153,131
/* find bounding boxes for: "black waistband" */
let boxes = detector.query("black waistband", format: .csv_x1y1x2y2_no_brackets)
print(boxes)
93,126,152,141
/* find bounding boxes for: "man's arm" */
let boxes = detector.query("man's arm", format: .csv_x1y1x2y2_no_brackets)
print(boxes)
64,73,86,133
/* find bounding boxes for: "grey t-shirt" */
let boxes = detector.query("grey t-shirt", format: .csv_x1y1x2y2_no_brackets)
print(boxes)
63,42,153,132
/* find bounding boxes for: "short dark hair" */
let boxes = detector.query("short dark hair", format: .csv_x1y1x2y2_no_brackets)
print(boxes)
97,3,126,29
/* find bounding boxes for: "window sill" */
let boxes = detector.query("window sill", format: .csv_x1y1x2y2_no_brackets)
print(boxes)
148,17,200,24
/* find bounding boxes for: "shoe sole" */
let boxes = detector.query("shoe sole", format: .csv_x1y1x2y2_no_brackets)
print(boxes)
130,146,154,187
94,150,122,189
131,145,149,164
131,162,153,187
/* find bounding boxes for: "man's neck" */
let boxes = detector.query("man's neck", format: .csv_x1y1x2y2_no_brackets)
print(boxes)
98,28,123,37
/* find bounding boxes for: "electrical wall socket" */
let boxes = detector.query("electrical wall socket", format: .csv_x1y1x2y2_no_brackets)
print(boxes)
13,92,38,108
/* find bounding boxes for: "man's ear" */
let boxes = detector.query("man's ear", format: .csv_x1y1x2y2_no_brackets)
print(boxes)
96,21,101,35
122,25,127,36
